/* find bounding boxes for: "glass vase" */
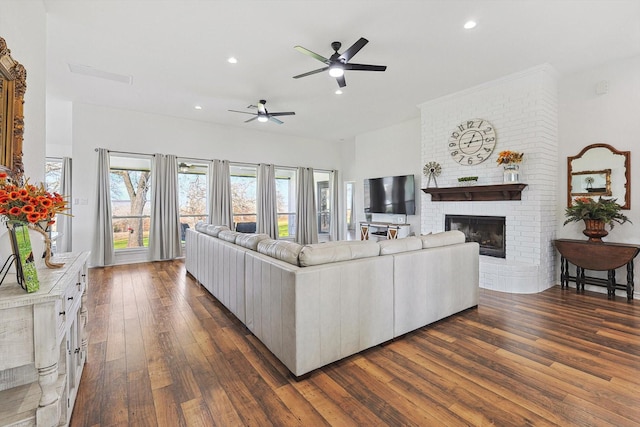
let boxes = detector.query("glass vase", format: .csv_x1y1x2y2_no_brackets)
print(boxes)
503,164,520,183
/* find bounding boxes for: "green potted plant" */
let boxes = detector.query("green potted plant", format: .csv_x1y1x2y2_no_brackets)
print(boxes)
564,196,631,242
457,176,478,186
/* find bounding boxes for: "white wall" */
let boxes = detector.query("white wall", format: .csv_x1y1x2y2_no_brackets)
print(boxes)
0,0,47,181
72,103,343,256
558,55,640,242
352,118,422,236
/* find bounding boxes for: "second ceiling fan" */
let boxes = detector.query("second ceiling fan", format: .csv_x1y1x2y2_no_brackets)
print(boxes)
293,37,387,88
228,100,295,124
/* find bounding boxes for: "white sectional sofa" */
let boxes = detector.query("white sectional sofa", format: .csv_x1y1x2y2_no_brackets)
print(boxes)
185,224,479,378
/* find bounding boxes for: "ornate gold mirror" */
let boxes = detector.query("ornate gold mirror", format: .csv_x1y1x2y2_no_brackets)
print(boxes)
0,37,26,183
567,143,630,209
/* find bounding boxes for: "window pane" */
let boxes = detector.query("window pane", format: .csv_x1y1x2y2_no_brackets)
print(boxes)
314,171,331,235
275,167,296,238
230,164,257,230
178,161,208,241
110,155,152,249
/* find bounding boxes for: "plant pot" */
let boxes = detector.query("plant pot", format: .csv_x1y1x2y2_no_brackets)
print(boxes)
583,219,608,243
503,164,519,183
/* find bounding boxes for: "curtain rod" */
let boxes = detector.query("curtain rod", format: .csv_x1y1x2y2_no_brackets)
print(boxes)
94,148,335,172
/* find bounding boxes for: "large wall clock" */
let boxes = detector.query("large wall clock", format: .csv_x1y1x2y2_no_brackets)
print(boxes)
448,119,496,165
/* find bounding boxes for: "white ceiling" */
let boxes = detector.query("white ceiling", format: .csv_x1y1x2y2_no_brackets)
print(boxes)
44,0,640,143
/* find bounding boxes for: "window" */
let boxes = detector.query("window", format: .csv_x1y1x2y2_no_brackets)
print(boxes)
110,155,152,250
314,170,332,235
275,167,296,238
230,164,257,231
45,158,63,234
178,160,208,242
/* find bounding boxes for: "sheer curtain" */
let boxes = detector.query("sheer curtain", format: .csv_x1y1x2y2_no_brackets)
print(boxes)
91,149,114,266
149,154,181,261
296,167,318,244
257,163,278,238
57,157,73,252
208,159,233,227
329,170,340,241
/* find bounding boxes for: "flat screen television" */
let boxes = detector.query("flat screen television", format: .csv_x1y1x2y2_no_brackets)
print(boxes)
364,174,416,215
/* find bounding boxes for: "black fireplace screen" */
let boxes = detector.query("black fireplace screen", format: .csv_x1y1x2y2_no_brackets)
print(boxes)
445,215,506,258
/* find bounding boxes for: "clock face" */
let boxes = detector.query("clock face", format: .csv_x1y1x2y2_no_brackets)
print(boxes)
448,119,496,165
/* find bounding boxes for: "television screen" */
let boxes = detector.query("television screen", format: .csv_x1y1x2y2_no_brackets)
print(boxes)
364,174,416,215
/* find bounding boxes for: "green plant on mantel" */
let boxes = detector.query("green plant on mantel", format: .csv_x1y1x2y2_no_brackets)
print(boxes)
564,196,631,230
457,176,478,182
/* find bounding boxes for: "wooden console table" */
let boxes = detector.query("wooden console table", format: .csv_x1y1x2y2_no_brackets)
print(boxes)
554,239,640,301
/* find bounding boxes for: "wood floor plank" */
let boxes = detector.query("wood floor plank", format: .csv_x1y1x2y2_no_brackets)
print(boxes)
71,260,640,427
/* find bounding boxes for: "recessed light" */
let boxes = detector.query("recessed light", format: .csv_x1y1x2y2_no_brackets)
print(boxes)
227,57,238,64
194,105,202,110
464,20,477,29
335,89,343,95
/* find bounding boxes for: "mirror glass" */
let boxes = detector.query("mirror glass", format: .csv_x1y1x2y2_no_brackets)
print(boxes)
570,169,611,197
568,144,630,209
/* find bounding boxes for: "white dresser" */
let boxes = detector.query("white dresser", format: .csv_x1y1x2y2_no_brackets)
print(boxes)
0,252,90,427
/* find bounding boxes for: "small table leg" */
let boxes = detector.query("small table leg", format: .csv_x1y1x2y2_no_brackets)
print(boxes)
560,256,567,288
576,267,586,293
607,269,616,299
627,261,635,301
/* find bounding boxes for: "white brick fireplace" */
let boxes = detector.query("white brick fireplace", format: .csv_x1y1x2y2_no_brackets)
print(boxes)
420,65,559,293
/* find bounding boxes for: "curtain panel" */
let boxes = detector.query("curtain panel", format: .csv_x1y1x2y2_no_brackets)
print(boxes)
91,148,115,266
208,159,233,227
257,163,278,238
149,154,182,261
296,167,318,245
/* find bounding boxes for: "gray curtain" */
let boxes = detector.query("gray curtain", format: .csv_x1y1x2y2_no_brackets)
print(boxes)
149,154,181,261
91,149,115,266
257,163,278,238
296,167,318,244
329,170,340,241
208,159,233,227
57,157,73,252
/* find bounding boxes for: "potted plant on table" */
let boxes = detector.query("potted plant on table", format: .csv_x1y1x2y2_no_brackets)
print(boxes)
563,196,631,242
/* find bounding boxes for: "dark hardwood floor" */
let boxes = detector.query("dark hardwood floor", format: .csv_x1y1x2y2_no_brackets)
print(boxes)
71,260,640,426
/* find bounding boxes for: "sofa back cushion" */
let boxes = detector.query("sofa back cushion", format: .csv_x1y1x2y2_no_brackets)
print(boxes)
236,233,271,251
257,239,303,266
195,221,207,232
205,224,230,237
218,230,242,243
419,230,466,248
298,240,380,266
378,236,422,255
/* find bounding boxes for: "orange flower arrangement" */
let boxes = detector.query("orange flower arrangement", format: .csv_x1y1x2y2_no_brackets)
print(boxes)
496,150,524,165
0,172,69,225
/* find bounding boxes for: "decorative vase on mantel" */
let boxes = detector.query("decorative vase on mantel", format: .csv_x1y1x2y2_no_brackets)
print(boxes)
503,164,520,183
582,219,608,243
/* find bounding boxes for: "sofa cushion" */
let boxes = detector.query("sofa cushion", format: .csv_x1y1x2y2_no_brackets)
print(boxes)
378,236,422,255
218,230,242,243
236,233,271,251
420,230,466,248
298,240,380,267
195,221,207,232
257,239,303,266
205,224,230,237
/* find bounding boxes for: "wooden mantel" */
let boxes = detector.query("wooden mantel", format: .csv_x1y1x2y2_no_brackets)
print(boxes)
422,183,528,201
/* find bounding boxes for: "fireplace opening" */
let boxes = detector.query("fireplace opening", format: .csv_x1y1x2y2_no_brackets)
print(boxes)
445,215,506,258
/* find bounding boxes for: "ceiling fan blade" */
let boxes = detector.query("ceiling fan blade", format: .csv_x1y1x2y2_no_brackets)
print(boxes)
293,67,329,79
268,116,284,125
336,75,346,88
244,116,258,123
339,37,368,62
294,46,330,64
268,112,296,117
343,63,387,72
229,110,259,116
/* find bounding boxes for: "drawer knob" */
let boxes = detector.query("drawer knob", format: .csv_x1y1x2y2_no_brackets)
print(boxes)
59,311,66,316
67,296,74,301
74,348,80,354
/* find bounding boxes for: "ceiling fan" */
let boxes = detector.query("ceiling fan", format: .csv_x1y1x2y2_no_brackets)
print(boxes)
228,100,295,124
293,37,387,88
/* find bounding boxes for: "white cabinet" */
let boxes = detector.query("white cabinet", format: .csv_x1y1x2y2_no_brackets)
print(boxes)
359,222,411,240
0,252,90,427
